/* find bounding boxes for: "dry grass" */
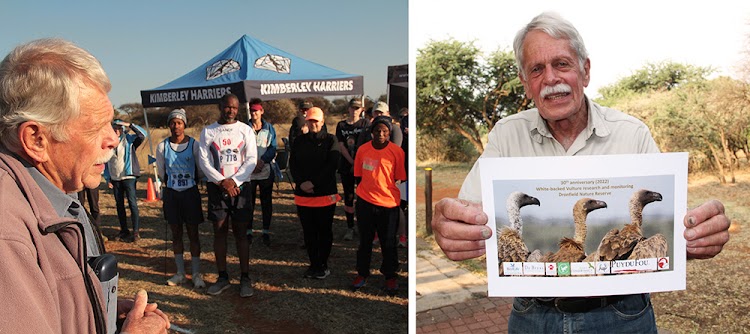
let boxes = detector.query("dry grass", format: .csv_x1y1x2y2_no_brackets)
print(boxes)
99,176,407,333
416,162,750,333
651,171,750,333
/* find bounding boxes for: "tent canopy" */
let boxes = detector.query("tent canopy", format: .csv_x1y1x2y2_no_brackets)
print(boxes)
141,35,363,107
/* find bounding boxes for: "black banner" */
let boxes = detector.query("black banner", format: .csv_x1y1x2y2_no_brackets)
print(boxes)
387,64,408,87
140,82,245,108
244,76,364,100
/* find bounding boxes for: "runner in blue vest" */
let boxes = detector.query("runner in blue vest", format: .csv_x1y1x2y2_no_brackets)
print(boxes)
156,109,205,289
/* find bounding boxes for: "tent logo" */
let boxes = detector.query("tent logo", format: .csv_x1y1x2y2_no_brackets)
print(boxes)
206,59,241,80
254,54,291,74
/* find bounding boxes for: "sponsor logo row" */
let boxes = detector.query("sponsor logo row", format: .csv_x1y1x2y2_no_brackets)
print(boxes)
502,257,670,276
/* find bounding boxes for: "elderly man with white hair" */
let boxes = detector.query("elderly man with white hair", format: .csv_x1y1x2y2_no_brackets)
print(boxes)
0,38,169,333
430,12,731,333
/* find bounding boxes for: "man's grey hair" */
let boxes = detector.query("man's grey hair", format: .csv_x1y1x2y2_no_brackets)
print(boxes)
0,38,111,150
513,12,589,80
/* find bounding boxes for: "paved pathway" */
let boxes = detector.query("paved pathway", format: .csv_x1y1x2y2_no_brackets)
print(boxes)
416,238,513,333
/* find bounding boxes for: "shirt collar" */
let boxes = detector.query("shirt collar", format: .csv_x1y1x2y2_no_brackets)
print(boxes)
531,95,609,142
22,160,81,219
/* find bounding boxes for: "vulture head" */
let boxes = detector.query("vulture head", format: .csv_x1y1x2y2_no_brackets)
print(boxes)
505,191,540,234
577,198,608,214
572,198,607,244
633,189,663,206
629,189,663,226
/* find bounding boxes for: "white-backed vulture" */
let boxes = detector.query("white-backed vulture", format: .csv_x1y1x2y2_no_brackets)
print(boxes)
595,189,664,261
545,198,608,263
498,192,540,267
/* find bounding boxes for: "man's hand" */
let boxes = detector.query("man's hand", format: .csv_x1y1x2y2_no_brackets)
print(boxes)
120,290,170,333
432,198,491,261
108,182,113,189
300,181,314,194
684,199,730,259
220,179,240,197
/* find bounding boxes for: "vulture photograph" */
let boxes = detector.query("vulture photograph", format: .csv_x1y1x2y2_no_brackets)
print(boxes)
497,191,540,273
592,189,670,262
492,176,674,278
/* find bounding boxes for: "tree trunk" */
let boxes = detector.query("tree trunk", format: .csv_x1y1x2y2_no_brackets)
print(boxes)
719,130,736,183
455,126,484,155
705,140,727,184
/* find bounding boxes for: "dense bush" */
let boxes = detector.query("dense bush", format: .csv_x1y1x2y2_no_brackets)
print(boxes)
417,129,478,162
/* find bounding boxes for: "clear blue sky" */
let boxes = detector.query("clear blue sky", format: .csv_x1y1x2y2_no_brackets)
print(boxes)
0,0,407,107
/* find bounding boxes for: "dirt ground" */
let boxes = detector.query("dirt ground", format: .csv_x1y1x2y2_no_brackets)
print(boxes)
97,177,408,333
415,163,750,333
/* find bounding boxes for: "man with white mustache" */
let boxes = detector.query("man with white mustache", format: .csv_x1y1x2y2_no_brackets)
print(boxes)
430,12,730,333
0,38,169,333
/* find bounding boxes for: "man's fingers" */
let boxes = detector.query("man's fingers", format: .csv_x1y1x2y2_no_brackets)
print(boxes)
152,309,171,329
684,213,730,242
687,245,723,259
445,248,487,261
129,290,149,317
684,200,725,228
144,303,170,329
434,218,492,245
435,237,486,253
434,198,487,226
686,228,730,248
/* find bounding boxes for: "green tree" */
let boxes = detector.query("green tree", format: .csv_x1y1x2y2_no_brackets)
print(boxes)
617,77,750,183
416,39,529,154
597,61,712,105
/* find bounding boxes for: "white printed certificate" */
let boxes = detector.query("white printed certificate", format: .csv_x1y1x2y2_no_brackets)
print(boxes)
480,153,688,297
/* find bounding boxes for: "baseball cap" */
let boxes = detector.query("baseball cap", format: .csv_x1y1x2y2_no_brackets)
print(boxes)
373,101,389,114
348,98,362,108
305,107,324,122
300,101,313,110
168,108,187,123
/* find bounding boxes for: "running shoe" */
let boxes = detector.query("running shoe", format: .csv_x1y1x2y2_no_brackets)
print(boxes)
240,276,254,298
207,276,231,296
351,275,367,291
303,266,316,279
385,278,398,296
167,273,186,286
192,274,206,289
398,235,407,248
314,268,330,280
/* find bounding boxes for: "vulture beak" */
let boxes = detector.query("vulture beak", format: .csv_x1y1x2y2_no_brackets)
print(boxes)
585,199,608,213
522,195,541,207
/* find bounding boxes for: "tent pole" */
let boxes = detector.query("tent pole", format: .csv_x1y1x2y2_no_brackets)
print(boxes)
142,108,160,186
245,101,250,123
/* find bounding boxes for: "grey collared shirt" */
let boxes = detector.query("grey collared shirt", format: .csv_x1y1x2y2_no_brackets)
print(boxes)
458,97,660,202
25,165,101,257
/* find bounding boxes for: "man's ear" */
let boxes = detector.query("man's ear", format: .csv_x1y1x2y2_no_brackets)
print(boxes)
17,121,50,163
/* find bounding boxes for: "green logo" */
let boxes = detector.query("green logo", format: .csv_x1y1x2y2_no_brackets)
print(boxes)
557,262,571,276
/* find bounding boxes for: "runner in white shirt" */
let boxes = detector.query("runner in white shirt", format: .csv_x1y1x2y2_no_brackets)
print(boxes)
197,93,257,298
